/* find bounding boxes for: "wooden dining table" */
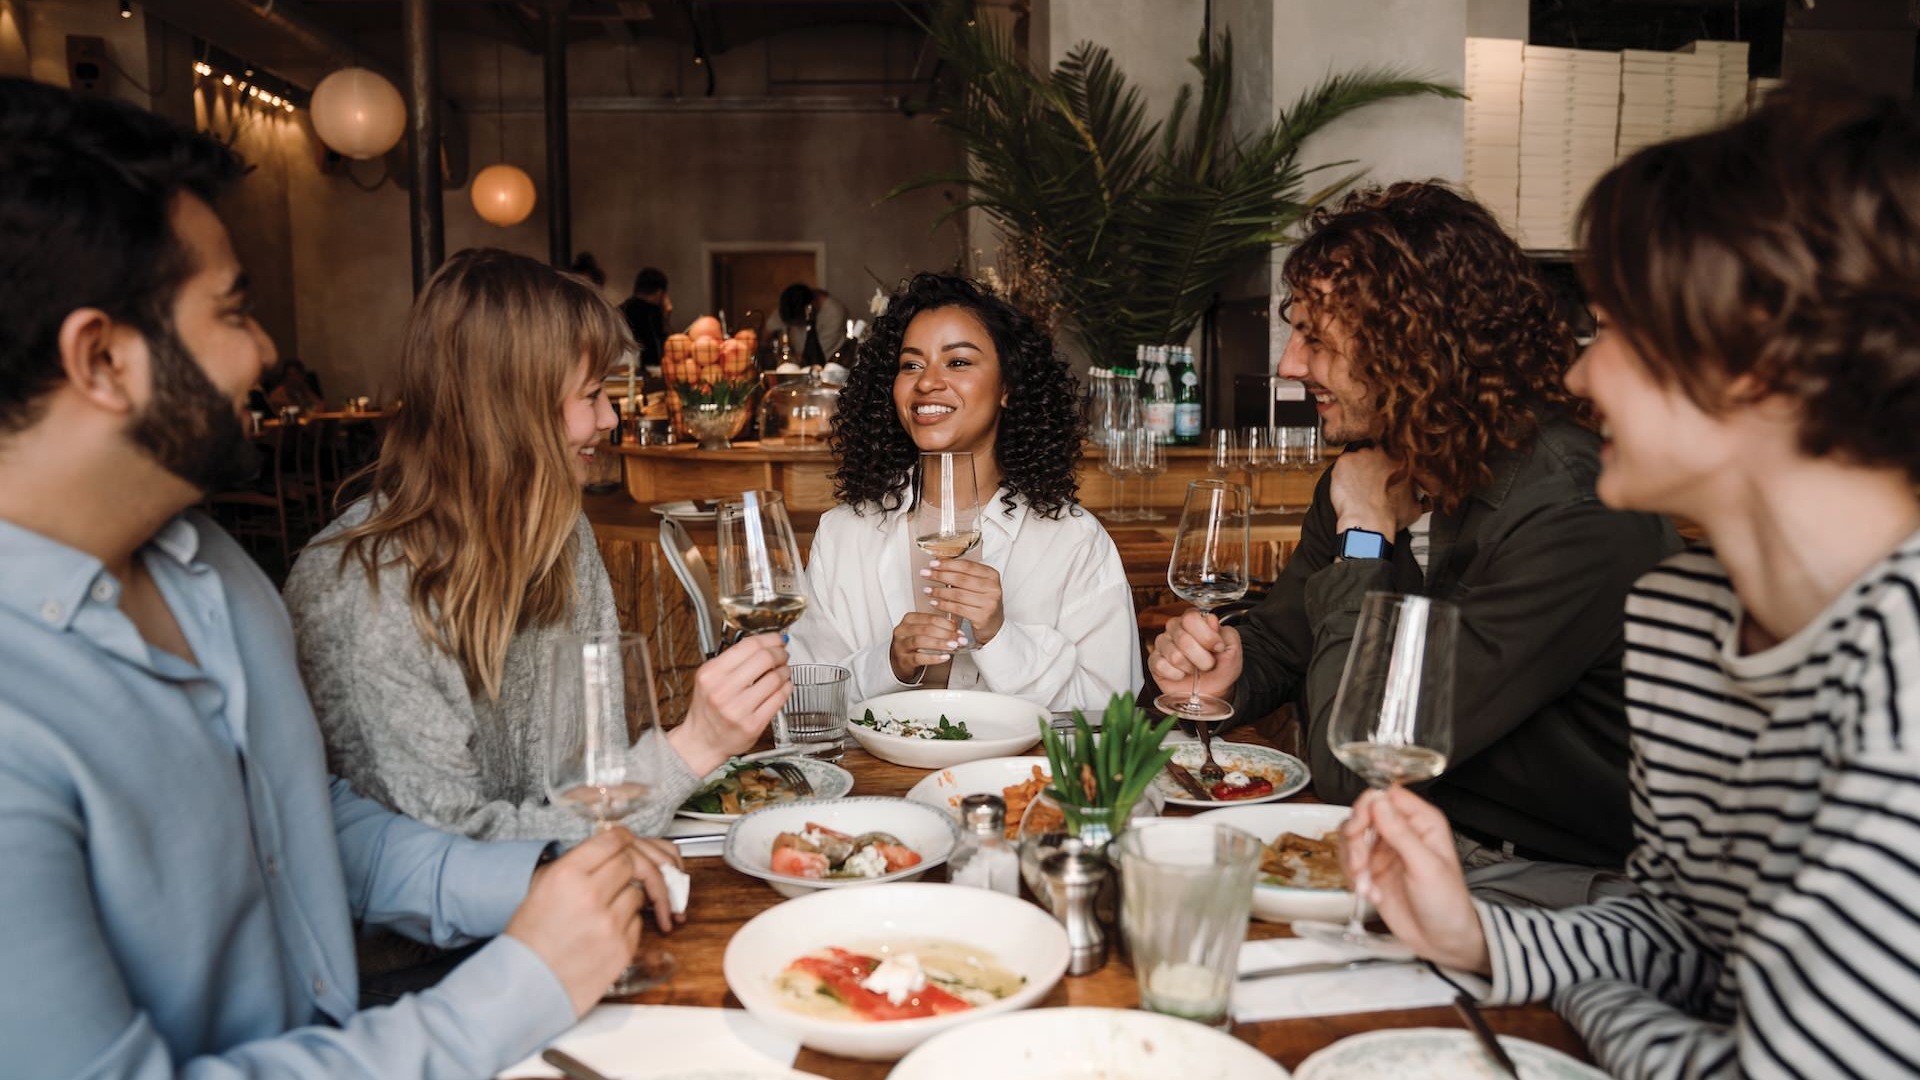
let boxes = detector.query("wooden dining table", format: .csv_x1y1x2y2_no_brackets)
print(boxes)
608,735,1590,1078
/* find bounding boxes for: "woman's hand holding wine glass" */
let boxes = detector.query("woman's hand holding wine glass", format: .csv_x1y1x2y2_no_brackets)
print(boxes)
672,633,792,777
1340,785,1491,975
912,452,990,650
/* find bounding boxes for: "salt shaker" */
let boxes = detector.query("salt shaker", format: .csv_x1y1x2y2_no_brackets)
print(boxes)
1040,848,1108,975
946,794,1019,895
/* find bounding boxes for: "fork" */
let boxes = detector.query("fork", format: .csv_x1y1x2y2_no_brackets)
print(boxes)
765,759,814,797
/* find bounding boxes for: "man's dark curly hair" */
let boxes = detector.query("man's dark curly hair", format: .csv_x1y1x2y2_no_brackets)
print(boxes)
829,272,1086,519
1282,181,1585,515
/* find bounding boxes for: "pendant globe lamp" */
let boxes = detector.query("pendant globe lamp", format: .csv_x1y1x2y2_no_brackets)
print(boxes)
308,67,406,160
470,42,538,228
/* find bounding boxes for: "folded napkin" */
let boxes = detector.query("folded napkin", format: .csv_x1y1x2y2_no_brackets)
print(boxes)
500,1005,804,1079
1231,938,1457,1023
660,864,691,916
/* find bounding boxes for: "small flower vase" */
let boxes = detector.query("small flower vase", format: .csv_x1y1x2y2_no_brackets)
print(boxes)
1016,788,1147,906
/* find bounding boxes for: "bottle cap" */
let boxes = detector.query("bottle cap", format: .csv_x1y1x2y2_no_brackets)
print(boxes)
959,793,1006,835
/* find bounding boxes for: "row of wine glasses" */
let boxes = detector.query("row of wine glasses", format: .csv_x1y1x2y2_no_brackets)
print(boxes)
1102,429,1169,522
1202,427,1324,513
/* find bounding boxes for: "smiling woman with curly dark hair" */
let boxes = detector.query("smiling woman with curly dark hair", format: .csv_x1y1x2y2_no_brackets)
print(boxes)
789,272,1139,710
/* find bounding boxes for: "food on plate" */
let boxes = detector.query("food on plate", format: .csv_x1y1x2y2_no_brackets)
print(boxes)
1210,769,1275,801
681,761,807,816
770,822,923,880
775,940,1025,1022
854,709,972,741
998,765,1053,839
1259,829,1347,889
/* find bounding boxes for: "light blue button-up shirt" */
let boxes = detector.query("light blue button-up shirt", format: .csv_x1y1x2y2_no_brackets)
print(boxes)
0,513,576,1078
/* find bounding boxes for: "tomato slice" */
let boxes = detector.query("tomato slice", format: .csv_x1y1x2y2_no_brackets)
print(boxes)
788,948,973,1021
1210,776,1274,801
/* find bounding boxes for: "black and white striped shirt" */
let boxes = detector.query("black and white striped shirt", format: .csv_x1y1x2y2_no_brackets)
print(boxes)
1474,536,1920,1079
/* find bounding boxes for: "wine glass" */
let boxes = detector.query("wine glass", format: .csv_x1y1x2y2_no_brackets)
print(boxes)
1134,429,1167,522
716,490,808,745
1293,592,1458,955
1102,432,1137,522
1274,425,1323,513
913,451,983,651
1203,430,1240,481
1153,480,1251,782
1242,426,1279,513
545,631,675,995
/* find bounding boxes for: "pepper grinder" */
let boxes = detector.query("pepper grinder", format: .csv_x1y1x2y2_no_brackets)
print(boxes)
1039,848,1108,975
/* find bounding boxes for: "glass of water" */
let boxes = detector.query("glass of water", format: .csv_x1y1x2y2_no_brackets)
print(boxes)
781,664,851,760
1119,821,1264,1029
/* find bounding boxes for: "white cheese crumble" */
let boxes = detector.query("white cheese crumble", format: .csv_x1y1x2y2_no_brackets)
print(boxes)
859,954,927,1005
1223,770,1250,788
841,843,889,878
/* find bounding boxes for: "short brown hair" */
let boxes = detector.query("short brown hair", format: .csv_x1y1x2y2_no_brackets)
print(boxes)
1282,182,1583,513
1579,86,1920,482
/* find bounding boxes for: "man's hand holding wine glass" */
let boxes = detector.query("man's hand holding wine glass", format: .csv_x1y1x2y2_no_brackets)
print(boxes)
1147,610,1244,703
505,827,667,1017
1341,785,1491,976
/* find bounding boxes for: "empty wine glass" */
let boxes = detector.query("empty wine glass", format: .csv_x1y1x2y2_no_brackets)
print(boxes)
1134,429,1167,522
1103,433,1138,522
545,632,675,995
1153,480,1251,781
913,451,983,651
1204,430,1240,481
1242,427,1280,513
1273,426,1324,514
716,490,808,746
1293,592,1459,955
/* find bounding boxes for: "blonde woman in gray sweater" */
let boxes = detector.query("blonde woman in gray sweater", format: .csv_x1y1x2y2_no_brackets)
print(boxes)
285,250,790,883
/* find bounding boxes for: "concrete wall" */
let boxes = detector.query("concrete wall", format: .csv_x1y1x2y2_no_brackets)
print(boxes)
1467,0,1529,41
1042,0,1208,119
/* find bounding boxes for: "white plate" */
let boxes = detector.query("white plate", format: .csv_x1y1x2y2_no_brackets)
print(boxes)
650,499,720,520
1294,1028,1605,1080
1190,803,1369,923
723,796,961,898
724,882,1068,1062
1152,741,1311,808
677,757,856,823
888,1007,1290,1079
848,690,1046,770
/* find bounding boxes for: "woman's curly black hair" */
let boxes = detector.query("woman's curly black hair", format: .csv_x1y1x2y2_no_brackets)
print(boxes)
829,272,1086,519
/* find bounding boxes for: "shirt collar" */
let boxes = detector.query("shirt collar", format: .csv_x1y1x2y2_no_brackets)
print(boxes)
0,514,203,632
979,487,1029,543
1473,445,1526,510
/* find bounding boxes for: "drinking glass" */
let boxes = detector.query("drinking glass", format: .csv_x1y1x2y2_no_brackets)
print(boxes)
913,451,984,651
716,490,808,741
1133,429,1167,522
545,632,675,995
1119,821,1264,1029
1101,433,1137,523
783,664,851,760
1203,430,1240,481
1153,481,1250,781
1242,426,1279,512
1294,592,1459,954
1274,425,1323,513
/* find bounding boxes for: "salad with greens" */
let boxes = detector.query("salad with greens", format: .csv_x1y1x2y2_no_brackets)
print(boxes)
679,761,808,816
852,709,973,741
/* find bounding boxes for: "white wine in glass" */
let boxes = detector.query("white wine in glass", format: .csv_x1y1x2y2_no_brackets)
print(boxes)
1294,591,1458,955
716,490,809,636
1154,480,1251,782
912,452,983,650
545,632,675,996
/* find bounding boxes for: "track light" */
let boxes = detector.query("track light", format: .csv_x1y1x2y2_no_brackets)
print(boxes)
221,73,233,86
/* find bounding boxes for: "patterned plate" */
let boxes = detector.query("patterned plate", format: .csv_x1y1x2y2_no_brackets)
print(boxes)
1295,1028,1606,1080
1151,740,1310,808
674,756,855,822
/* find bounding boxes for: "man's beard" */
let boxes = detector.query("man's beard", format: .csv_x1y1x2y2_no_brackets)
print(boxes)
126,324,258,493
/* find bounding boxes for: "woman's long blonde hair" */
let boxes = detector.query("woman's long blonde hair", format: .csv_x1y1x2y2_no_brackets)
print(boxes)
330,247,631,698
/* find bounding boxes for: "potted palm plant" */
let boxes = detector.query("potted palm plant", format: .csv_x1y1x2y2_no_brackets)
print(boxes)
891,3,1463,364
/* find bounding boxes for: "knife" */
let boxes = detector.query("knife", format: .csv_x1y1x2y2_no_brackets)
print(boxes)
1452,992,1522,1078
1163,761,1214,800
1237,956,1421,980
541,1048,615,1080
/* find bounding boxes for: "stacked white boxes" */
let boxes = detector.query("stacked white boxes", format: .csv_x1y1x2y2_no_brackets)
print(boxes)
1516,45,1620,250
1617,49,1721,158
1679,40,1751,122
1749,76,1785,112
1464,38,1524,226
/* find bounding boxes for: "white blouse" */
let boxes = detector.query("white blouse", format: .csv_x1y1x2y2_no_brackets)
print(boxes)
789,490,1141,713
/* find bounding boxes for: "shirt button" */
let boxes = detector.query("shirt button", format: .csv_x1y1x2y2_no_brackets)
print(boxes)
264,856,279,878
313,976,327,997
39,600,61,623
90,580,115,603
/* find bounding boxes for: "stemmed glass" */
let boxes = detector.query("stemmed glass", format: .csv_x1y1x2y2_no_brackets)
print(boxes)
912,451,983,652
716,490,808,739
1153,480,1251,782
1242,427,1280,513
1293,592,1458,954
1275,426,1324,513
1133,429,1167,522
1102,434,1138,522
1204,430,1240,482
545,632,675,995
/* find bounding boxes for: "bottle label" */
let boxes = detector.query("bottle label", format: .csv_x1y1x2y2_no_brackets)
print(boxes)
1174,403,1202,438
1146,402,1175,437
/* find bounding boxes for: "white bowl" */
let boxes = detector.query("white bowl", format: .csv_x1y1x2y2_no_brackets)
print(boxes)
723,796,961,899
888,1006,1288,1079
723,882,1068,1061
1191,802,1371,923
904,755,1169,823
848,690,1046,769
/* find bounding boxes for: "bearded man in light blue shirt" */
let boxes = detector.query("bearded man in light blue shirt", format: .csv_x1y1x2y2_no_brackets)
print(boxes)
0,79,665,1078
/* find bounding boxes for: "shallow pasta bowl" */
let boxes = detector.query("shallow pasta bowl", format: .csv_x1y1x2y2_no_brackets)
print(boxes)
723,796,960,899
847,689,1045,769
721,882,1068,1061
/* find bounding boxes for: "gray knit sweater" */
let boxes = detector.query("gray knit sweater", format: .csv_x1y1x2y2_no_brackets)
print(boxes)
284,499,701,841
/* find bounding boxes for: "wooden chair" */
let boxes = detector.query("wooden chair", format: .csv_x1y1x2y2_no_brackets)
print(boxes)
659,517,724,658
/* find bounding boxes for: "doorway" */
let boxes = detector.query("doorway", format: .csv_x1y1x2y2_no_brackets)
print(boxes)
707,244,825,339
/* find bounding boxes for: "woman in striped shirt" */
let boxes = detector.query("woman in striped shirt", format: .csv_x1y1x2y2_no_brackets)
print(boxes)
1344,88,1920,1078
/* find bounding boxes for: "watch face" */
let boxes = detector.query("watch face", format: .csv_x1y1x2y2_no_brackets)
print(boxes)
1342,529,1387,559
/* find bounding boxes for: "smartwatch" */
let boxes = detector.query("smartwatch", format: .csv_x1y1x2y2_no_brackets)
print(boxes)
1336,527,1393,562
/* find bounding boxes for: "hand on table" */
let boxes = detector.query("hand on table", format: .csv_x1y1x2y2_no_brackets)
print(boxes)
506,826,659,1016
670,633,791,776
1147,610,1243,703
921,558,1005,645
1341,785,1491,975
